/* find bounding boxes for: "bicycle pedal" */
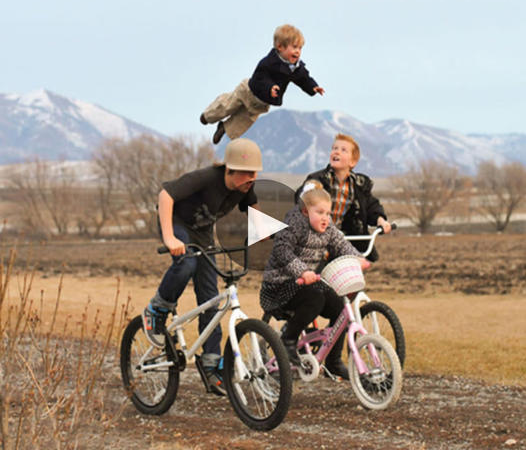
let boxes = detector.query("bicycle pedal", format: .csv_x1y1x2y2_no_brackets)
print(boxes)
321,365,341,382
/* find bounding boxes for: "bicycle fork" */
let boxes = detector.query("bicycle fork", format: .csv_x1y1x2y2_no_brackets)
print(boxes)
347,322,383,374
227,286,253,383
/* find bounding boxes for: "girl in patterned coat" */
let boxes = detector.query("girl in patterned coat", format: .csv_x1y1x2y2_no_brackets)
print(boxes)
259,181,369,379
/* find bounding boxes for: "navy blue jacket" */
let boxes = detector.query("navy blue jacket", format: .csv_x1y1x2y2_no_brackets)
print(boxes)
248,48,319,106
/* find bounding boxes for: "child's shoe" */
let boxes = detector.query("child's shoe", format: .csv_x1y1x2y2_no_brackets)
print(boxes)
281,338,301,366
212,121,225,144
324,359,349,380
205,358,226,396
200,113,208,125
142,305,169,348
324,332,349,379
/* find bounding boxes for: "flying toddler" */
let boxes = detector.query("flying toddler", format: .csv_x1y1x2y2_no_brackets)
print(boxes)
200,24,324,144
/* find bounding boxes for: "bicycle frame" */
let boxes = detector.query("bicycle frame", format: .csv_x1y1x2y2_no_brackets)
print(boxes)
138,244,256,383
297,294,380,375
136,286,247,379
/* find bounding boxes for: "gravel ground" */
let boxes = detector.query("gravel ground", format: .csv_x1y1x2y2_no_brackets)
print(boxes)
103,366,525,450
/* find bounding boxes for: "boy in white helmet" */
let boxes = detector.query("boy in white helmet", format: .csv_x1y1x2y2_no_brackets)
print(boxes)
142,138,262,395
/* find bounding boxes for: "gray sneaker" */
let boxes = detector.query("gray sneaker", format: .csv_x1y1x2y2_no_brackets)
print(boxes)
142,305,168,348
205,360,226,396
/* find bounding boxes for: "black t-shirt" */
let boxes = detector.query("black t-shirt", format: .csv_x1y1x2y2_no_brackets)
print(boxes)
162,165,257,246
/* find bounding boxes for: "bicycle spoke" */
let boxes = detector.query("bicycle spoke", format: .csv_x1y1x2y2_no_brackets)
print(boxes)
224,319,292,431
349,334,402,410
120,316,179,415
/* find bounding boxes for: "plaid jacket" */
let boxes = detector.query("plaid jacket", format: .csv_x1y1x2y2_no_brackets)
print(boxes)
296,165,387,261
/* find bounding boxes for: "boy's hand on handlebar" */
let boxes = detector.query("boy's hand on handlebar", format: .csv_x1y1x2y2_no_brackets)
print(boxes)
164,236,186,256
377,217,391,234
299,271,319,285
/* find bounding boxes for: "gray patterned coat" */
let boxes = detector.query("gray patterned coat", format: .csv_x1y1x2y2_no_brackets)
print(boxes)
259,206,361,312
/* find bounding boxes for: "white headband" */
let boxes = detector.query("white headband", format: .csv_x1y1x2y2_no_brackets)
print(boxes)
299,181,318,199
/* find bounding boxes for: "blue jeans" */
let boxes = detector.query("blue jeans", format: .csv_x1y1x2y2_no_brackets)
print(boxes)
156,225,221,361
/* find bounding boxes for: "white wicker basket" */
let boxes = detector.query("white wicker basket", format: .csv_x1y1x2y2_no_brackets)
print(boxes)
320,255,365,295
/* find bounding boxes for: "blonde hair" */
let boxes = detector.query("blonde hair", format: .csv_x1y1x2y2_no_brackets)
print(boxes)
273,24,305,49
299,180,331,208
334,133,360,162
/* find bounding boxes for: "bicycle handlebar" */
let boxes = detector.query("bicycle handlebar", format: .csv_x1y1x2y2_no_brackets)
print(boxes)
157,243,249,280
344,223,397,257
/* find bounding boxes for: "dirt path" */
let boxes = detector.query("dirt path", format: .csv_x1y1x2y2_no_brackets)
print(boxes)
6,273,526,449
105,362,525,450
3,231,526,449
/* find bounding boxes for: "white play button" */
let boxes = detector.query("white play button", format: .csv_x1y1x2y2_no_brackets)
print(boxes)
247,206,289,246
215,179,296,270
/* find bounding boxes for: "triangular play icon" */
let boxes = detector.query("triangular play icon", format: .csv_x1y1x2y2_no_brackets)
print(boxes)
247,206,289,246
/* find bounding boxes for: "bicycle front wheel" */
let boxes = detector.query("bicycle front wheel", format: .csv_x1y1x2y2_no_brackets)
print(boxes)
120,315,179,415
348,333,402,410
360,300,406,367
223,319,292,431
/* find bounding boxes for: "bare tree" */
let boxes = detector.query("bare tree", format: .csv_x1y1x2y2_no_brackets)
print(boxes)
93,134,215,236
474,161,526,232
86,139,127,237
7,160,79,237
5,135,215,238
390,160,461,233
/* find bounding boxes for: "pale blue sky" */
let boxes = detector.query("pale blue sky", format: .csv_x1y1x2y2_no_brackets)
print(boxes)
1,0,525,136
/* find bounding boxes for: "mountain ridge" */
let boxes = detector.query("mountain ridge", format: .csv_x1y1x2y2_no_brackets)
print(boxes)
216,109,525,176
0,89,167,164
1,89,525,176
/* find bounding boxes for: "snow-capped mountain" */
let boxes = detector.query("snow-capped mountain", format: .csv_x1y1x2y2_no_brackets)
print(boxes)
0,89,167,164
2,89,525,176
217,110,525,176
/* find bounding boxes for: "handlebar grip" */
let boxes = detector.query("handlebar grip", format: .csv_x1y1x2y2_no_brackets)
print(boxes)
157,245,193,256
378,222,398,235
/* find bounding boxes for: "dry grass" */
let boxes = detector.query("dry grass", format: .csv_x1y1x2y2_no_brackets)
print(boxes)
2,233,525,390
6,271,525,387
0,249,132,449
379,293,526,386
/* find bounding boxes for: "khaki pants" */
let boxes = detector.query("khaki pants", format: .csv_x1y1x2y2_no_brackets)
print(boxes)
203,79,270,139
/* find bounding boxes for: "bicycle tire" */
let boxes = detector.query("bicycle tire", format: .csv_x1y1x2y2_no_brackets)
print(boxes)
223,319,292,431
348,333,402,410
359,300,406,367
120,315,179,415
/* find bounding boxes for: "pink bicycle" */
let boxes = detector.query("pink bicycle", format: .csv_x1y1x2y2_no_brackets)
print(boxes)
264,255,403,410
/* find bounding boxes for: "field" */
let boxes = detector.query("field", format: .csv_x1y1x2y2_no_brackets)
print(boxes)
1,232,525,449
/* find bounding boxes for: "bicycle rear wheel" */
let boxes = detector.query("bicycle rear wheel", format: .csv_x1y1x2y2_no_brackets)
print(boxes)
120,315,179,415
223,319,292,431
359,300,406,367
348,333,402,410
